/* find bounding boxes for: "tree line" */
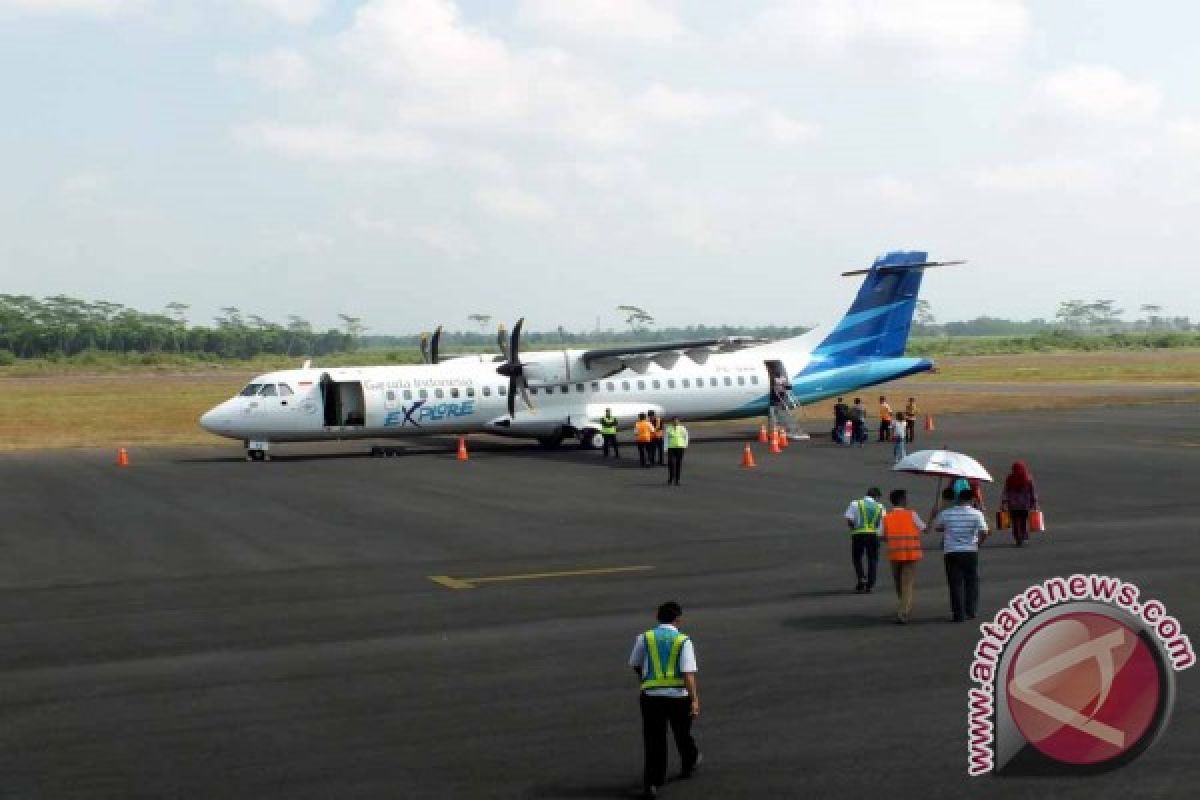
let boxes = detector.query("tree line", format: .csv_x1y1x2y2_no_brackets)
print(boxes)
0,295,356,360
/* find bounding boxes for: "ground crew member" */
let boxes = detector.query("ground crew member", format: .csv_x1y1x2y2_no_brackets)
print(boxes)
628,601,702,799
850,398,867,447
635,412,654,468
648,410,665,466
878,395,893,441
881,489,926,623
600,408,620,458
665,416,689,486
904,397,918,443
843,487,884,592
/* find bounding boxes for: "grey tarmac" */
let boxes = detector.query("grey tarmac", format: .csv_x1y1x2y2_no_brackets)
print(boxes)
1,405,1197,799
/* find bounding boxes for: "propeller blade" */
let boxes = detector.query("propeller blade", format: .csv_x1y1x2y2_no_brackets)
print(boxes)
507,378,516,416
419,332,430,364
430,325,442,365
519,380,534,412
510,317,524,364
497,324,509,361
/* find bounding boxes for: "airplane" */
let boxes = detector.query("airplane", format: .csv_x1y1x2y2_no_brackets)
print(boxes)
199,250,962,460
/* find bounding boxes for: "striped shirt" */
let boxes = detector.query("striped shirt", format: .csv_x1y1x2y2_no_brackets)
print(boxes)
936,505,988,552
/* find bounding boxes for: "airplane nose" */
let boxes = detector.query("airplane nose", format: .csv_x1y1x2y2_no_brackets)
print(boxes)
200,404,230,435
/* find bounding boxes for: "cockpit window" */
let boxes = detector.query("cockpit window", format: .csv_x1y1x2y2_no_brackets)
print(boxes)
239,383,262,397
259,384,278,397
279,384,294,396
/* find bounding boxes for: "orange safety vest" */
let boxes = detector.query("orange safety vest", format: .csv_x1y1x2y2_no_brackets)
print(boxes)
884,509,923,562
635,420,654,443
880,403,893,422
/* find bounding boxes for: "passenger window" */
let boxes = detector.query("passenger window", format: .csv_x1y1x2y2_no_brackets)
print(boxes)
482,386,492,397
576,383,585,392
259,384,277,397
404,390,413,400
435,388,445,399
606,382,615,391
667,379,676,389
622,381,631,391
751,375,759,385
239,383,261,397
652,380,661,390
279,384,294,396
591,382,600,391
450,387,460,398
710,377,718,387
682,379,690,388
560,385,569,394
466,387,475,397
637,380,646,390
737,376,745,386
499,385,507,396
723,376,732,386
419,389,429,399
386,390,396,402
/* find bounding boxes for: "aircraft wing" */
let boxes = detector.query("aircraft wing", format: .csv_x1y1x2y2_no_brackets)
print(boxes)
580,336,769,371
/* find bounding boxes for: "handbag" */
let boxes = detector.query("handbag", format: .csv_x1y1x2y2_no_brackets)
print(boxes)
1030,510,1046,533
996,510,1011,530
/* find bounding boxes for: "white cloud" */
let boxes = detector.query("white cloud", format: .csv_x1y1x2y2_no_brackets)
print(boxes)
217,48,312,91
474,186,554,221
409,222,477,258
854,174,922,205
972,158,1110,194
757,110,819,145
747,0,1029,77
4,0,135,13
244,0,327,25
349,209,399,235
1168,118,1200,153
633,83,748,126
234,121,436,164
1030,65,1162,124
60,170,109,199
516,0,686,44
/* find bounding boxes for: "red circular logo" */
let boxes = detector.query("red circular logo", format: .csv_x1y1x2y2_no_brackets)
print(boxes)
1006,612,1162,765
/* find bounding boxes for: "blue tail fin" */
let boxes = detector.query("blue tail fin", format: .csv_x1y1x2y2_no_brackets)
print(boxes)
812,250,927,365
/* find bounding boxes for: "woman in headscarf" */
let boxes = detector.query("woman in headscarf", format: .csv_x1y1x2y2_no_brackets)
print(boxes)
999,462,1039,547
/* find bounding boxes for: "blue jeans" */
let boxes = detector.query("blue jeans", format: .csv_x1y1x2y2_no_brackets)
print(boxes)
893,439,906,462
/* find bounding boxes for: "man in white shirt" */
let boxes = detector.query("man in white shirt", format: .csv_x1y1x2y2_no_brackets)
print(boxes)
934,488,990,622
628,602,702,798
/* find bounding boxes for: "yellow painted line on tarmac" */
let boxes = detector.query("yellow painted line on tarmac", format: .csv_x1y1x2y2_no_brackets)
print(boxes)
1133,440,1200,448
428,565,655,590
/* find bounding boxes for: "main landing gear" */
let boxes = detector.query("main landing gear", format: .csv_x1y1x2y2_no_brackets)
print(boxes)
244,440,271,461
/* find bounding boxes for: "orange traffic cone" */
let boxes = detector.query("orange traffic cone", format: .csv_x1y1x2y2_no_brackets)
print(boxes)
770,433,782,455
456,436,469,461
777,429,789,449
924,415,935,432
741,444,757,468
117,447,129,467
758,424,769,443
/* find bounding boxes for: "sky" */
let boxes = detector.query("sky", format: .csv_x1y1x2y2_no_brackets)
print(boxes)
2,0,1200,334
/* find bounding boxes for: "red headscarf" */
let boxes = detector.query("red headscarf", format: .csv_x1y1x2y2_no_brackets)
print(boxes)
1005,461,1032,491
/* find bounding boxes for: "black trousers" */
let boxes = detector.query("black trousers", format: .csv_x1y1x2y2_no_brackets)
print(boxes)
851,533,880,589
905,418,916,443
653,438,665,465
638,442,650,467
879,419,891,441
640,694,698,789
1010,510,1029,544
602,433,619,458
944,552,980,621
667,448,685,484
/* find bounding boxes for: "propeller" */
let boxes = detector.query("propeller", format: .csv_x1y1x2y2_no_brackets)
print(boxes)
419,325,443,364
841,260,967,277
495,317,534,416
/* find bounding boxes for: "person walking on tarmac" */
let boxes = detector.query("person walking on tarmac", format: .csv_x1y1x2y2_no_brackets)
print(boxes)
665,417,689,486
628,602,702,799
844,487,885,592
882,489,926,623
904,397,918,443
850,398,868,447
635,413,654,468
600,408,620,459
935,488,989,622
878,395,894,442
833,397,849,445
648,410,665,466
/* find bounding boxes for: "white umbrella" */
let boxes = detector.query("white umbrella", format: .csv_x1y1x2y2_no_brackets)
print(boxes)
892,450,993,482
892,450,993,524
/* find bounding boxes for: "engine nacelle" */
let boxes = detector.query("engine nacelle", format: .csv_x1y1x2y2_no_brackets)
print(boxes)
519,350,618,386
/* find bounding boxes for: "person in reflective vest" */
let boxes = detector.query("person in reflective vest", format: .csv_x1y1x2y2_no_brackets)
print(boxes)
665,416,689,486
882,489,927,624
634,413,654,468
648,410,665,466
628,601,702,799
843,487,884,592
600,408,620,459
878,395,893,441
